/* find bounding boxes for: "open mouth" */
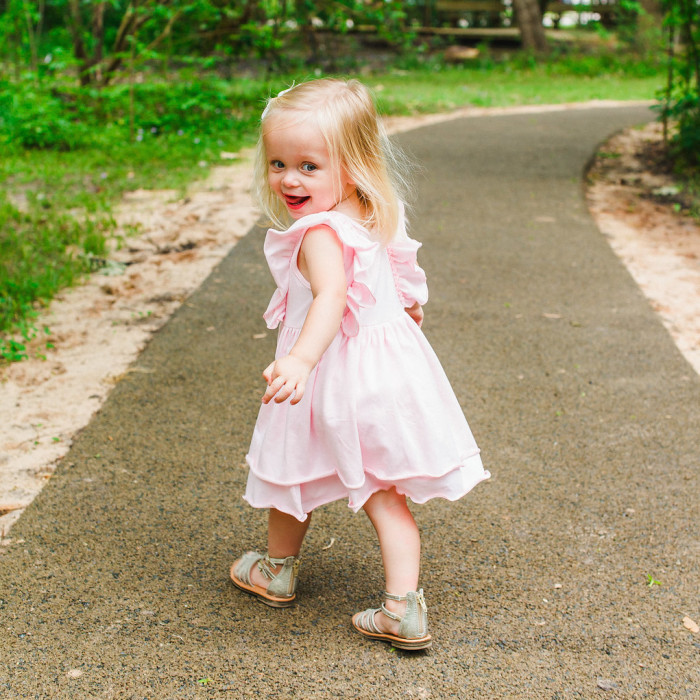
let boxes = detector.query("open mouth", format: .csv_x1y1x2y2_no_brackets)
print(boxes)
284,194,310,210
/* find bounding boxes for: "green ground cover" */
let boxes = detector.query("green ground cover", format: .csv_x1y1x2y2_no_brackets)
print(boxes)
0,53,665,361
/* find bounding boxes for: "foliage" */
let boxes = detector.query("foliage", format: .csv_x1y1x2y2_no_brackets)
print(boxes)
657,0,700,166
0,1,416,83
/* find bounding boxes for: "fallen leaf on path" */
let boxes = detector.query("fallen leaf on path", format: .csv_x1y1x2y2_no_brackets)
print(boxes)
321,538,336,550
66,669,83,679
597,679,618,691
683,616,699,634
543,313,562,319
252,333,267,339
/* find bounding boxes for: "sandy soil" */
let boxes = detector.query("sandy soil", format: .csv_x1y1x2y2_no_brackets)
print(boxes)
586,120,700,373
1,101,698,538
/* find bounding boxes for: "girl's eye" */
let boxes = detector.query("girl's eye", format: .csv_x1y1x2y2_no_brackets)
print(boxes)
270,160,284,169
301,163,317,173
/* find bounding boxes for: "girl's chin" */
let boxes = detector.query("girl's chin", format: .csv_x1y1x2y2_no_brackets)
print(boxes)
287,203,327,218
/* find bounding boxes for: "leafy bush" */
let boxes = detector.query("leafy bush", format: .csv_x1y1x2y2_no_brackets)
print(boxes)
0,81,91,150
657,0,700,166
0,77,271,151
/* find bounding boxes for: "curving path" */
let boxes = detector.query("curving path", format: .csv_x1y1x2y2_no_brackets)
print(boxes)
2,105,698,698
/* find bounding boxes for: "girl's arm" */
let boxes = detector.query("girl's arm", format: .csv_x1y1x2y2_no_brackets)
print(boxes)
404,301,424,327
262,225,347,405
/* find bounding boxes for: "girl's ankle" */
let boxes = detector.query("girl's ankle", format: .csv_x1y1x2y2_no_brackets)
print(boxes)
383,597,407,618
249,556,282,589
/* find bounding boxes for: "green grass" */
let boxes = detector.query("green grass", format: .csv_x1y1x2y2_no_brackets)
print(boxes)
0,52,666,361
371,67,660,114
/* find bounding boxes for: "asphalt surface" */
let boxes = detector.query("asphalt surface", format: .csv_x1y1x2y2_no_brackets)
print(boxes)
2,105,698,699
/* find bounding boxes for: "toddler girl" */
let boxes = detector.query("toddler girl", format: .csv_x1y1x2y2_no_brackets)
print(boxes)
231,78,489,650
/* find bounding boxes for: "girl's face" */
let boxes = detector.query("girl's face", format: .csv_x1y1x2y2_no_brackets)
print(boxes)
263,113,356,220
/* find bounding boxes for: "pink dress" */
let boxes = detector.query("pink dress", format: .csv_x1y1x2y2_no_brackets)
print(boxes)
244,209,489,521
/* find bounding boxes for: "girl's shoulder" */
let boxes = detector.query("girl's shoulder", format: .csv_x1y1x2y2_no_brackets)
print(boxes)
266,211,377,257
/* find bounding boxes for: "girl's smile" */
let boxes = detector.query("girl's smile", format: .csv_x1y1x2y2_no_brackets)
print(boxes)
263,114,358,220
283,193,310,210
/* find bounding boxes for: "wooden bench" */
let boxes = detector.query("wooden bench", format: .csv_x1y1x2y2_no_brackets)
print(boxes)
432,0,617,18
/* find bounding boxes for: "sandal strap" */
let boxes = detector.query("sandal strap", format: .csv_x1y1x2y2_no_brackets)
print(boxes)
384,590,428,612
257,555,277,581
258,553,301,581
267,555,295,566
380,603,402,622
355,607,384,634
233,551,264,586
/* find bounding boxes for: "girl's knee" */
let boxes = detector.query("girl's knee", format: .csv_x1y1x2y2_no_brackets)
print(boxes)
364,488,412,522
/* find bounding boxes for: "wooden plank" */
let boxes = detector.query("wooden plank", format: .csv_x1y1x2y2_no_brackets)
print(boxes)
436,0,616,13
547,1,616,13
415,27,518,36
437,0,502,11
412,26,580,40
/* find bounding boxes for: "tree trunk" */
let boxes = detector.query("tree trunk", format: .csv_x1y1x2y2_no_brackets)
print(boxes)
512,0,548,52
67,0,91,85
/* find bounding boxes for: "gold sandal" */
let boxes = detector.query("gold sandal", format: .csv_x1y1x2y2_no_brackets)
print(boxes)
230,551,300,608
352,590,432,650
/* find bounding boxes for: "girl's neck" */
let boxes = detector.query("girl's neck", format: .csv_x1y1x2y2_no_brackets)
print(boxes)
330,188,365,222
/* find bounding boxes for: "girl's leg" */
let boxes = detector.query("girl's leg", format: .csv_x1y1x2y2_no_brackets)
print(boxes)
268,507,311,558
362,487,421,634
248,508,311,589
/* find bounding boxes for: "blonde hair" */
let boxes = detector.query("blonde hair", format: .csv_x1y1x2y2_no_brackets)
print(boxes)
253,78,410,244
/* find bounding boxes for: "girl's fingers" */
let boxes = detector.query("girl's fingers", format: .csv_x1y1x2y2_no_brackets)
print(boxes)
263,375,305,405
261,356,310,404
289,380,305,405
275,379,301,404
262,375,285,403
262,362,276,384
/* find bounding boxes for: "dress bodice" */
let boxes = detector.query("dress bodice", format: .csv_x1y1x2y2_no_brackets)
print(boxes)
284,247,405,330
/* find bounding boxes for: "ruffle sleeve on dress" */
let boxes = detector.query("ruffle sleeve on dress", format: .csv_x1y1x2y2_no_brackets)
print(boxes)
262,211,379,337
387,237,429,308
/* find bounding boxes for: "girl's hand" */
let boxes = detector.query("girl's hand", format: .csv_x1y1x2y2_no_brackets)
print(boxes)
405,302,424,327
262,354,313,405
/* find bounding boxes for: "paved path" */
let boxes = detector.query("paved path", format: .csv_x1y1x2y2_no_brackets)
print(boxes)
2,105,698,698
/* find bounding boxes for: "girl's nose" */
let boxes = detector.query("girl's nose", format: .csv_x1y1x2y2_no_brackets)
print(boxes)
282,171,299,188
